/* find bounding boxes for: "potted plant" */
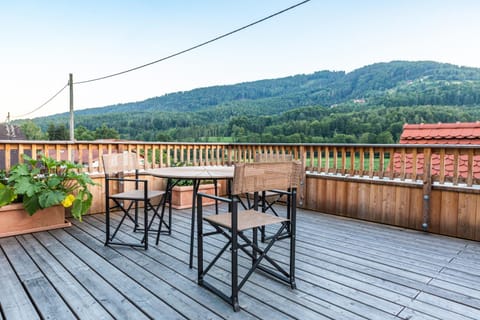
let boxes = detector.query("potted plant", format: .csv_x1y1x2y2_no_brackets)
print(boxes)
0,154,96,237
170,179,219,209
169,162,220,209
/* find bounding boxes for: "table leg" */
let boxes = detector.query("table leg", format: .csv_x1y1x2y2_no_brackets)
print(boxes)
214,179,219,214
190,179,201,268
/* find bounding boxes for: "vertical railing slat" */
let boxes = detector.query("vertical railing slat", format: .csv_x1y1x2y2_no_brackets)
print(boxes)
467,149,474,187
453,149,459,185
368,147,374,178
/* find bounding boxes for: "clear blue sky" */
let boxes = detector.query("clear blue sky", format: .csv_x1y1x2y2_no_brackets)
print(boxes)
2,0,480,120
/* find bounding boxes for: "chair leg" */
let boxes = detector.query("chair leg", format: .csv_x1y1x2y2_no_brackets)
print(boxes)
197,195,204,286
144,203,148,250
165,178,173,236
105,206,111,246
252,227,258,266
111,213,126,241
105,178,111,246
167,191,172,235
155,195,169,245
153,182,173,245
261,192,266,242
133,200,139,232
231,205,240,312
190,179,200,268
214,179,219,214
289,190,297,289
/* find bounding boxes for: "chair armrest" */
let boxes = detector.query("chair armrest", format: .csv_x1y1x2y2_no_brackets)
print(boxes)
197,192,232,204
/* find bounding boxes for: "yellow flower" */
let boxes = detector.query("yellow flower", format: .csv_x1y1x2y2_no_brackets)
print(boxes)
61,194,75,208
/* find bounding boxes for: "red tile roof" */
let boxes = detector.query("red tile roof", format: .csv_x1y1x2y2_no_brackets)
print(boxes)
400,122,480,144
394,122,480,180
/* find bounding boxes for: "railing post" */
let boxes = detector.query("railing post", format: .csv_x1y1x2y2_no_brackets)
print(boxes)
422,147,432,231
298,145,306,207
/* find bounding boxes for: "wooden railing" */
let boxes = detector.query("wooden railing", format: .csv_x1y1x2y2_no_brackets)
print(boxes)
1,141,479,241
0,141,302,172
2,141,479,184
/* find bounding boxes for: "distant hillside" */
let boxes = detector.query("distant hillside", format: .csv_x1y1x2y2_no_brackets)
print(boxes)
71,69,345,116
28,60,480,143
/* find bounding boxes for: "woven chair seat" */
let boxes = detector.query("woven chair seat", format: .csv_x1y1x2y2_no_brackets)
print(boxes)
110,189,165,201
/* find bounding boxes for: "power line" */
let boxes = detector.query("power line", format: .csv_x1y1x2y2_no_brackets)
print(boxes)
11,83,69,119
74,0,311,85
11,0,311,119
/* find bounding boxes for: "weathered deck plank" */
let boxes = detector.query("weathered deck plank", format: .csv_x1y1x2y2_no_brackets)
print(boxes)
91,213,325,319
62,223,239,320
31,231,151,319
19,233,118,319
0,244,40,320
47,229,186,320
1,236,77,319
0,206,479,320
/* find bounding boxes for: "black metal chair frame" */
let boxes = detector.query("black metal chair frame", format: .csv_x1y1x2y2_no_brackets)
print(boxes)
104,168,170,250
197,180,297,311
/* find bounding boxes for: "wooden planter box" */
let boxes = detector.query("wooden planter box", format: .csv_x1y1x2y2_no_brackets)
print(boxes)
0,204,71,238
171,184,218,209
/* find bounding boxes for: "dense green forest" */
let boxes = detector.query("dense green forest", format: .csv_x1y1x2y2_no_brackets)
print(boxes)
21,61,480,143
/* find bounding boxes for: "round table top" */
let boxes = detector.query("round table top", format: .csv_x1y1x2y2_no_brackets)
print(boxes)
145,166,234,180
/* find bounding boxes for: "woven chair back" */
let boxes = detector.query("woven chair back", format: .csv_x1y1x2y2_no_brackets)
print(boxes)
102,153,139,175
231,161,302,195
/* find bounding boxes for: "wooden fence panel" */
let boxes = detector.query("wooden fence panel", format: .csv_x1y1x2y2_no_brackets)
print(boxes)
357,181,369,220
304,178,318,210
457,193,478,240
408,188,423,230
476,197,480,241
325,179,336,214
370,183,382,221
335,178,348,216
429,190,442,234
394,186,410,227
439,191,459,237
381,185,396,225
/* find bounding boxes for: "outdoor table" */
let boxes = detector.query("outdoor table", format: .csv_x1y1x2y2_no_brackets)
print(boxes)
146,166,234,268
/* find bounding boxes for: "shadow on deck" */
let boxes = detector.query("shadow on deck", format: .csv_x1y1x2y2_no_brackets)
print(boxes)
0,205,479,320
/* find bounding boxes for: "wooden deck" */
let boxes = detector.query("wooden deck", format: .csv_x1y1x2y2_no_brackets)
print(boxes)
1,205,480,320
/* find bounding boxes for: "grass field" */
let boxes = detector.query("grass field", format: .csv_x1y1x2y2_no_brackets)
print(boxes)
306,155,392,172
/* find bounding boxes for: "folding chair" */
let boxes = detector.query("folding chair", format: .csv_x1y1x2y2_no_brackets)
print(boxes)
197,161,301,311
102,153,169,249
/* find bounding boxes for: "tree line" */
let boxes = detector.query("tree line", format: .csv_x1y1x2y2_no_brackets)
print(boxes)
18,61,480,143
20,104,480,144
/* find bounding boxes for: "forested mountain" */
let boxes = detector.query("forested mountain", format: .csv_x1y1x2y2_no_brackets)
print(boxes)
27,61,480,143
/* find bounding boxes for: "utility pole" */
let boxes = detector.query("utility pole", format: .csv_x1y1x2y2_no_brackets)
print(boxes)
5,112,15,138
69,73,74,141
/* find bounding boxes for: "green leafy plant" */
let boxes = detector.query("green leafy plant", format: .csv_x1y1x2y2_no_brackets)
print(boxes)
0,183,16,207
0,154,96,220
